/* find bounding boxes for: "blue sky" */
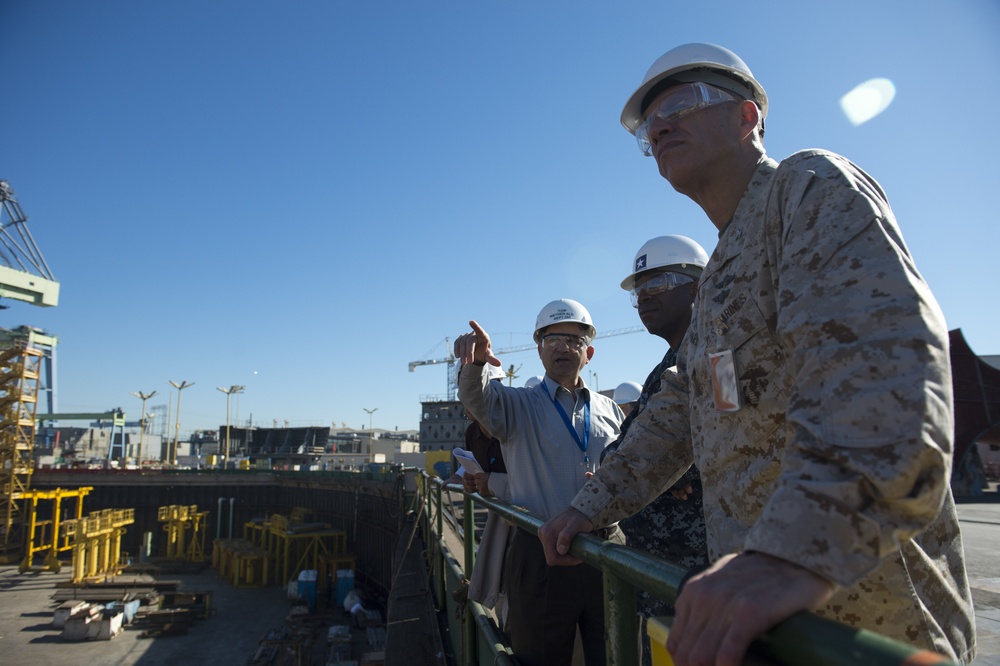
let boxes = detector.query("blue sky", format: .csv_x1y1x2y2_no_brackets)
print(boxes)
3,1,998,437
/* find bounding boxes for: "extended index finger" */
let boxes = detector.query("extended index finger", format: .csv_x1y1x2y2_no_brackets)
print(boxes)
466,320,501,367
468,319,488,339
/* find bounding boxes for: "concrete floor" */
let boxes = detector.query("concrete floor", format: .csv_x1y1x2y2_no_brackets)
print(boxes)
0,564,374,666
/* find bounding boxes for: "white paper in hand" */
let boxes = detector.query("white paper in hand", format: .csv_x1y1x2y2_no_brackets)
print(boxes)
452,447,484,475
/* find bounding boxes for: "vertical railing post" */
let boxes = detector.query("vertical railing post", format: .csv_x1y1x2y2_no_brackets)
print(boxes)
603,567,639,666
435,481,445,607
463,493,476,574
463,493,477,666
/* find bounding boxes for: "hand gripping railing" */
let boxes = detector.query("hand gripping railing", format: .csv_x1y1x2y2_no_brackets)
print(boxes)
426,474,959,666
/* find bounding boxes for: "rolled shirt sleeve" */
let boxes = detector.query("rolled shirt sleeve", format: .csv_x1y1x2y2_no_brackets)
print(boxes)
572,364,694,529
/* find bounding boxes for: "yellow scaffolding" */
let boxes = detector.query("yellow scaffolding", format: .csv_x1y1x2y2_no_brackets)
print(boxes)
0,344,42,562
17,486,92,573
64,508,135,583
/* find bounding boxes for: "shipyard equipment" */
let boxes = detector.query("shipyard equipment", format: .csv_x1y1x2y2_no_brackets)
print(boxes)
159,504,210,562
409,326,645,399
0,180,59,308
0,342,43,560
0,181,60,564
63,507,135,583
17,486,92,573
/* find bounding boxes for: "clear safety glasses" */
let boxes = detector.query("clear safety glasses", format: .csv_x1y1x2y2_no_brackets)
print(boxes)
540,333,590,351
636,82,739,156
631,271,695,307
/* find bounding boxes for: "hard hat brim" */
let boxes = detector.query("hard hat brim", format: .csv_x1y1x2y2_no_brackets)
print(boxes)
620,46,768,134
620,264,705,291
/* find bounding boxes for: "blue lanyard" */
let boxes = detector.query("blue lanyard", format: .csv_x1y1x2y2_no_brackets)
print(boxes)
545,381,591,464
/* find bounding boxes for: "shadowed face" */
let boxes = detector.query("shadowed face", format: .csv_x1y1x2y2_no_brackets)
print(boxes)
633,270,697,343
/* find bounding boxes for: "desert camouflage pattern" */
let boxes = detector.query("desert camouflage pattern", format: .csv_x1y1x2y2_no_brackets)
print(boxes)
601,349,709,666
573,151,975,662
600,349,709,601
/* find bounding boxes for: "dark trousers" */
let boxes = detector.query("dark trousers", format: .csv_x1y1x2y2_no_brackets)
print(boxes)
504,529,607,666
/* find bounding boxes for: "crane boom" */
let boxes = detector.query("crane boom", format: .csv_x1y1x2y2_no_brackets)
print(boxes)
409,326,646,399
0,181,59,307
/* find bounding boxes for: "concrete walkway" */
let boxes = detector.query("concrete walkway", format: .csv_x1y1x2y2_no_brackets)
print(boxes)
957,499,1000,666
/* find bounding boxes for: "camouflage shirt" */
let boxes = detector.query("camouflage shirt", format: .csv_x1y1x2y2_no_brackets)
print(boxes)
600,348,708,617
573,151,976,662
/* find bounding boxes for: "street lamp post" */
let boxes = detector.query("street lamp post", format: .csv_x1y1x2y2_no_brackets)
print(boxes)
168,380,194,465
363,407,379,463
217,385,245,468
130,390,157,465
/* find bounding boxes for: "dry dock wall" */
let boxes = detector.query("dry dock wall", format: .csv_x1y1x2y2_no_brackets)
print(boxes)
29,469,408,600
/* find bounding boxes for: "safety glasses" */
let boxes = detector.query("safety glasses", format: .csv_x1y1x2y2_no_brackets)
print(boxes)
636,82,739,156
540,333,590,351
631,272,695,307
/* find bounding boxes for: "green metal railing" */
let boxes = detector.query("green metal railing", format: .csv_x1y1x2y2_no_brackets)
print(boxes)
418,472,958,666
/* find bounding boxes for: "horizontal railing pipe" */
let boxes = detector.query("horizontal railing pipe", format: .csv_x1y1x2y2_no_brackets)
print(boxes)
426,474,958,666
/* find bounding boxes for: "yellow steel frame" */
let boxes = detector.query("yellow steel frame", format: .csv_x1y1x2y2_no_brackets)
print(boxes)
186,509,210,562
268,513,348,585
213,537,270,587
64,508,135,583
17,486,92,573
158,504,209,562
0,344,42,561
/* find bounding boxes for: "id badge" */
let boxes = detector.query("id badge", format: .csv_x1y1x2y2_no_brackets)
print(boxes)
709,350,741,412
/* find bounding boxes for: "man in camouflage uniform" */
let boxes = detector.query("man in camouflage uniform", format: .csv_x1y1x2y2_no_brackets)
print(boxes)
539,43,976,666
602,234,711,666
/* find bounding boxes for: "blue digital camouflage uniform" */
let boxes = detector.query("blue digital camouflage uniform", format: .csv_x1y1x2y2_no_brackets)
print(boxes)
600,348,708,666
574,150,976,663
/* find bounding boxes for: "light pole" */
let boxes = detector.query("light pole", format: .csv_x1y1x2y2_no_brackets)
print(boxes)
217,385,245,468
168,380,194,465
363,407,378,463
130,390,157,465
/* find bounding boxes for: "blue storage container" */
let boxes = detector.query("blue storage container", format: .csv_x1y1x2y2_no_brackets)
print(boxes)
336,569,355,608
298,569,318,611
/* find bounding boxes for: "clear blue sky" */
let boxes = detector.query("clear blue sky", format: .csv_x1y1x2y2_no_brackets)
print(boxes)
3,1,998,437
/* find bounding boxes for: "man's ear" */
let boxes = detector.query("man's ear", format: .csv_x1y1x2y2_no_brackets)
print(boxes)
737,100,760,141
585,346,595,362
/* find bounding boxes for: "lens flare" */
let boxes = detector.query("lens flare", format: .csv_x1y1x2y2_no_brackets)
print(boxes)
840,78,896,126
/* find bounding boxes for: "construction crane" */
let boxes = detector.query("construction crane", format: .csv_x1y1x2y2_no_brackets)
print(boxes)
0,181,60,565
409,326,645,400
0,180,59,308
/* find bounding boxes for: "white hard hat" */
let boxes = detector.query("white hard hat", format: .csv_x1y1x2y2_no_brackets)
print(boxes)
533,298,596,343
621,235,709,290
487,363,506,381
524,375,544,388
613,381,643,405
621,43,768,134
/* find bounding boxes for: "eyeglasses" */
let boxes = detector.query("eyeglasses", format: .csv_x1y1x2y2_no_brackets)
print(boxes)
540,333,590,350
636,82,739,156
631,271,695,307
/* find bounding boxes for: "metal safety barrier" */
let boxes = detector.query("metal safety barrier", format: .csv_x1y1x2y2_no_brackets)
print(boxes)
418,471,958,666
